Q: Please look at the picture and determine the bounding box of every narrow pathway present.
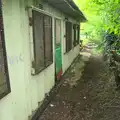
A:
[39,54,120,120]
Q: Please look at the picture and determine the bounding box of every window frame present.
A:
[0,0,11,100]
[32,9,53,75]
[44,15,53,67]
[65,21,72,53]
[73,24,80,46]
[76,24,80,45]
[55,18,61,48]
[73,24,77,46]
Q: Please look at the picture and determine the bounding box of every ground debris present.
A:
[39,53,120,120]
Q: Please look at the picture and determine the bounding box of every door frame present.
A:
[54,17,63,81]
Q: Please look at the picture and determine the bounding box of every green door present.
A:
[55,19,62,80]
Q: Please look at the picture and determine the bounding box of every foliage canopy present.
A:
[74,0,120,38]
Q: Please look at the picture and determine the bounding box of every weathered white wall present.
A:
[62,45,80,73]
[43,2,80,74]
[62,19,80,74]
[0,0,30,120]
[0,0,80,120]
[0,0,55,120]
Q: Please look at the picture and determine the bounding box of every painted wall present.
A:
[0,0,29,120]
[43,2,80,74]
[62,20,80,74]
[0,0,80,120]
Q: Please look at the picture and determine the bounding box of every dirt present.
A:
[39,51,120,120]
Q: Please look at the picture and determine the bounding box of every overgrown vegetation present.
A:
[74,0,120,46]
[74,0,120,88]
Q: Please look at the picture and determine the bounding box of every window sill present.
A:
[0,89,11,100]
[32,62,53,76]
[64,45,79,55]
[74,43,79,47]
[64,49,72,55]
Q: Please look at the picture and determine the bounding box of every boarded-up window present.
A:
[65,22,72,52]
[73,24,77,46]
[44,15,53,67]
[32,10,53,74]
[32,11,45,72]
[73,24,80,46]
[76,25,80,45]
[0,3,10,99]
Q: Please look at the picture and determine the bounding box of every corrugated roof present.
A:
[43,0,87,22]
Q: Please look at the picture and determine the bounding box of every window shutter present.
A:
[65,22,72,52]
[44,15,53,67]
[32,10,53,74]
[32,10,45,73]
